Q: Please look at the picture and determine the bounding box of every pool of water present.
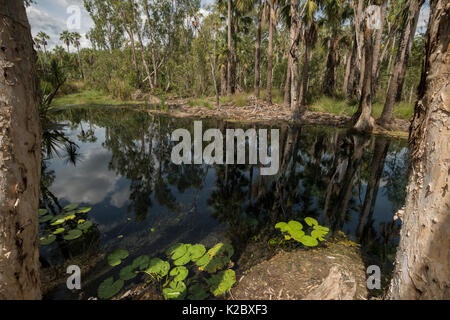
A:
[40,107,411,299]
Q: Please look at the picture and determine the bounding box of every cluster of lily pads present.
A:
[98,242,236,300]
[39,204,93,246]
[274,217,330,247]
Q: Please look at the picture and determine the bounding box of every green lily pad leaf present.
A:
[51,218,66,226]
[63,229,83,241]
[39,215,54,223]
[288,220,303,232]
[163,281,187,300]
[64,203,79,211]
[52,228,65,235]
[305,217,319,227]
[108,249,129,267]
[189,244,206,261]
[76,206,92,214]
[64,214,77,221]
[275,222,289,232]
[290,229,306,242]
[206,269,236,296]
[174,253,191,266]
[97,277,124,299]
[40,234,56,245]
[311,229,328,241]
[195,253,212,268]
[203,256,230,274]
[77,221,93,231]
[145,258,170,277]
[119,265,138,281]
[188,283,209,300]
[39,209,48,216]
[208,243,234,259]
[314,225,330,233]
[131,255,150,270]
[169,266,189,282]
[168,243,190,261]
[299,235,319,247]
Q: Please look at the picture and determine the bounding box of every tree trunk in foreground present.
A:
[388,0,449,300]
[289,0,301,116]
[0,0,42,300]
[227,0,233,96]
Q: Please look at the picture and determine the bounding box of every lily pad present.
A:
[206,269,236,296]
[195,253,212,268]
[275,222,289,232]
[108,249,129,267]
[63,229,83,241]
[288,220,304,231]
[76,206,92,214]
[39,209,48,216]
[50,218,66,226]
[169,266,189,282]
[299,235,319,247]
[145,258,170,277]
[97,277,124,299]
[189,244,206,261]
[162,281,187,300]
[131,255,150,270]
[167,243,190,260]
[40,234,56,246]
[63,203,79,211]
[77,221,93,231]
[174,253,192,266]
[119,265,137,281]
[305,217,319,227]
[39,215,54,223]
[188,283,209,300]
[52,228,65,235]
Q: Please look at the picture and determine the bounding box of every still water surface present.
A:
[40,107,410,299]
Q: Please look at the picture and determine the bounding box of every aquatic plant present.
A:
[206,269,236,297]
[107,249,129,267]
[97,277,124,300]
[275,217,330,247]
[98,242,237,300]
[39,204,94,246]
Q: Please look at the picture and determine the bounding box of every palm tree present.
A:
[36,31,50,55]
[71,32,85,79]
[59,30,73,53]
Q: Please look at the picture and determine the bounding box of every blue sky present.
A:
[27,0,429,50]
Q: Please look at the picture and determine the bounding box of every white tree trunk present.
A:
[0,0,42,299]
[388,0,449,300]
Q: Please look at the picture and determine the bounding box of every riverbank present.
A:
[52,90,411,138]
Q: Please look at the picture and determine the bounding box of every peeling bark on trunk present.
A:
[0,0,42,300]
[353,17,375,134]
[388,0,449,300]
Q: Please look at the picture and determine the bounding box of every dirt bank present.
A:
[142,98,410,138]
[230,241,369,300]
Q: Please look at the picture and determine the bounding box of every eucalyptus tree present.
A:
[378,0,425,129]
[83,0,124,52]
[298,0,319,109]
[0,0,42,299]
[60,30,74,54]
[388,0,449,299]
